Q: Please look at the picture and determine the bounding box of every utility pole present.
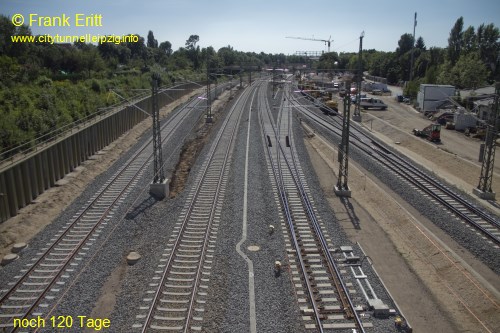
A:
[272,65,277,96]
[352,31,364,122]
[229,69,233,100]
[240,65,243,88]
[149,74,168,199]
[206,54,213,123]
[474,82,499,200]
[409,12,417,82]
[335,81,352,197]
[151,75,164,183]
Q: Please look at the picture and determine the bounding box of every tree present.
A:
[415,37,426,51]
[147,30,158,48]
[184,35,200,70]
[396,33,414,55]
[476,23,500,77]
[462,26,476,54]
[317,52,340,72]
[125,35,146,62]
[81,47,104,78]
[159,41,172,56]
[437,60,458,86]
[185,35,199,50]
[414,51,430,79]
[428,47,446,66]
[218,45,236,66]
[448,17,464,65]
[424,65,439,84]
[454,52,488,89]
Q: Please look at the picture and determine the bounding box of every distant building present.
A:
[474,98,496,123]
[417,84,455,112]
[464,85,497,127]
[362,82,389,93]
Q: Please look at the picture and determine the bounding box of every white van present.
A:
[359,98,387,110]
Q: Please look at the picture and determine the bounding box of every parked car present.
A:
[396,94,410,103]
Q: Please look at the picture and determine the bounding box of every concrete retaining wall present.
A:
[0,82,199,223]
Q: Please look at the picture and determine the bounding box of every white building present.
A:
[417,84,455,112]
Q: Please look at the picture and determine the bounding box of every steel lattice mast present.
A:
[475,83,499,200]
[206,70,212,122]
[151,75,165,184]
[335,81,352,197]
[353,31,364,122]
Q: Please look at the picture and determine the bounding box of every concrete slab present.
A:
[149,178,169,199]
[352,114,362,122]
[473,187,496,200]
[368,298,390,318]
[340,246,353,252]
[334,185,351,197]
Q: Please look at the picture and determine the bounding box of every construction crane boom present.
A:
[286,35,332,52]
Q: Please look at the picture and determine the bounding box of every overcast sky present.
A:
[3,0,500,54]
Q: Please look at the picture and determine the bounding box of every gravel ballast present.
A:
[299,106,500,275]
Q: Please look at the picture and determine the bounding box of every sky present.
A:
[3,0,500,55]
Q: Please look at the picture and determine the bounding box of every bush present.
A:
[37,76,52,87]
[91,79,102,93]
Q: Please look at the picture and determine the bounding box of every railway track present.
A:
[259,82,370,332]
[0,88,213,332]
[290,89,500,248]
[132,82,252,332]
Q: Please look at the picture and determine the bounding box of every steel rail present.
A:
[278,89,366,331]
[139,81,253,333]
[283,89,366,332]
[263,85,366,331]
[259,85,324,332]
[289,92,500,245]
[0,90,208,332]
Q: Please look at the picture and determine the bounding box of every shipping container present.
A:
[454,110,478,130]
[417,84,455,112]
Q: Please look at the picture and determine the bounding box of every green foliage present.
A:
[1,13,498,158]
[317,52,340,71]
[397,33,414,55]
[448,17,464,65]
[403,79,420,98]
[147,30,158,48]
[36,76,52,87]
[424,65,439,84]
[91,79,102,93]
[364,17,498,85]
